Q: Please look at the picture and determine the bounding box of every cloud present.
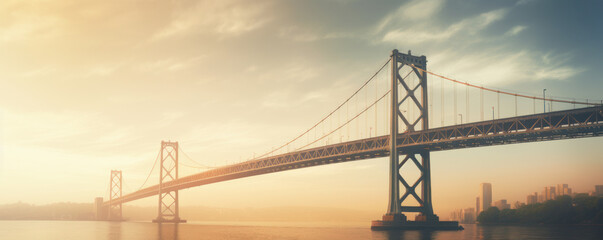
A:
[533,65,582,81]
[84,64,121,77]
[400,0,445,20]
[258,64,320,84]
[381,9,508,44]
[375,0,444,33]
[152,0,272,40]
[428,49,583,85]
[0,3,60,42]
[278,26,320,42]
[375,4,583,86]
[3,111,103,147]
[516,0,538,6]
[18,67,57,78]
[278,26,357,42]
[505,25,527,36]
[135,56,205,73]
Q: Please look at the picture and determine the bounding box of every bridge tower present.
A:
[153,141,186,223]
[372,49,461,230]
[108,170,122,221]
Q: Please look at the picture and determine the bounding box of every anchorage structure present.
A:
[372,49,461,230]
[108,170,122,221]
[153,141,186,223]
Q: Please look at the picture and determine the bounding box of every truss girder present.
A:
[103,106,603,206]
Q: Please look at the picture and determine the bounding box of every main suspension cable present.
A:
[137,149,161,191]
[294,69,415,151]
[411,64,602,106]
[296,90,391,151]
[178,146,215,169]
[252,58,392,160]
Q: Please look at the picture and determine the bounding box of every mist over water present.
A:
[1,221,602,240]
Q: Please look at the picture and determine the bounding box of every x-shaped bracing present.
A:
[156,141,183,222]
[397,154,426,208]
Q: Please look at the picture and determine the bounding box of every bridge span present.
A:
[104,106,602,206]
[98,49,602,229]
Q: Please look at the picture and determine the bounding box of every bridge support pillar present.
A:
[153,141,186,223]
[372,49,461,230]
[108,170,123,221]
[94,197,107,220]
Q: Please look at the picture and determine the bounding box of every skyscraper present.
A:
[476,196,480,218]
[463,208,476,223]
[544,186,556,201]
[527,192,538,205]
[557,184,571,197]
[494,199,510,210]
[480,183,492,213]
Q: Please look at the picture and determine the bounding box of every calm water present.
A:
[1,221,602,240]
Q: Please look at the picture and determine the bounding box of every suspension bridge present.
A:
[94,49,603,230]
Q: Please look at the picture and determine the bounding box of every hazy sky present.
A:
[1,0,602,220]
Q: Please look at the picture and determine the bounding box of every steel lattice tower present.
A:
[154,141,186,223]
[109,170,122,221]
[379,49,443,226]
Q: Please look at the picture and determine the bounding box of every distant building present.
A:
[476,197,480,218]
[527,192,538,205]
[450,208,476,224]
[556,184,572,197]
[480,183,492,213]
[538,194,545,203]
[494,199,510,210]
[595,185,603,197]
[450,209,462,222]
[94,197,105,220]
[544,186,556,201]
[463,208,476,223]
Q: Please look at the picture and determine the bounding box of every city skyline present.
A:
[452,182,602,222]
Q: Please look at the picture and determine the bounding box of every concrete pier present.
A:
[371,214,463,231]
[152,218,187,223]
[94,197,106,220]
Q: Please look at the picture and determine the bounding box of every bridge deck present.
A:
[104,106,603,206]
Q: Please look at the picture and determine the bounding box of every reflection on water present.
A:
[158,223,178,240]
[0,221,602,240]
[374,230,437,240]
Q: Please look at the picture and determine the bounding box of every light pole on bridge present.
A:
[492,106,495,120]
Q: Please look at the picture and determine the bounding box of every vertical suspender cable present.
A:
[441,78,444,126]
[375,73,378,136]
[466,83,469,123]
[347,101,349,140]
[430,73,433,128]
[356,91,359,138]
[454,83,457,125]
[480,87,484,121]
[497,91,500,119]
[515,95,518,116]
